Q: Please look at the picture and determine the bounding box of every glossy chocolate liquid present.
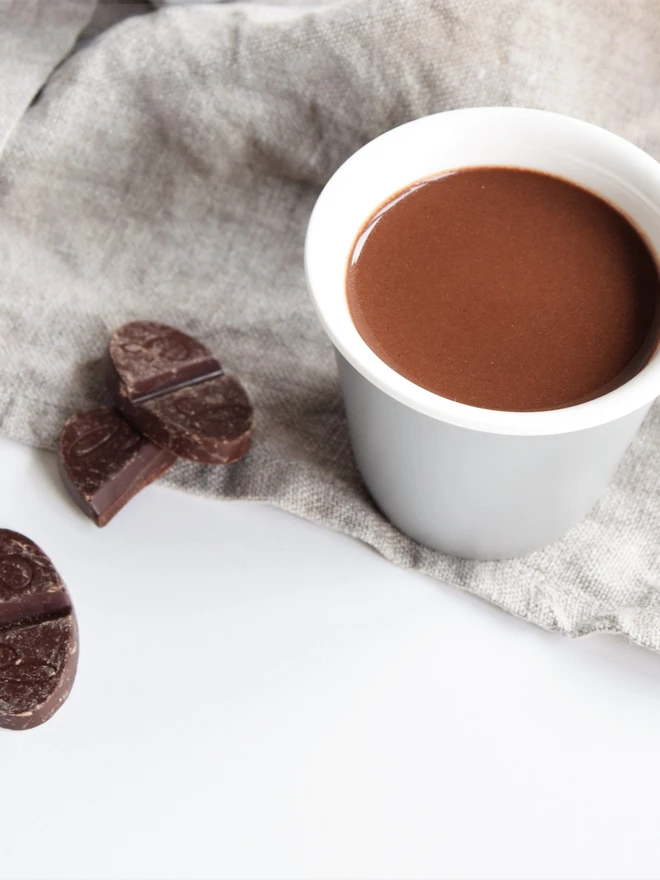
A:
[346,168,660,411]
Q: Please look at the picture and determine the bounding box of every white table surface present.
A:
[0,433,659,880]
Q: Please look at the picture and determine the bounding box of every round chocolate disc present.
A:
[0,530,78,730]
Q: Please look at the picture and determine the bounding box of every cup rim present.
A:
[304,107,660,436]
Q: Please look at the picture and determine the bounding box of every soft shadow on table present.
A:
[565,629,660,684]
[505,597,660,687]
[419,560,660,687]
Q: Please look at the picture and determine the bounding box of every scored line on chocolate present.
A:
[129,368,225,403]
[0,591,73,631]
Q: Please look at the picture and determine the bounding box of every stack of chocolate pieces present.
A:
[59,321,254,526]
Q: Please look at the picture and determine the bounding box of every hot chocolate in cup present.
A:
[305,108,660,560]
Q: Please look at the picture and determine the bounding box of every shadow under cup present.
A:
[305,108,660,560]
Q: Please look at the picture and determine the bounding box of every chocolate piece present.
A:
[107,322,253,464]
[108,321,223,400]
[59,407,176,527]
[0,530,78,730]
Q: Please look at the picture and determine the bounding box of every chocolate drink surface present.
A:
[346,168,660,411]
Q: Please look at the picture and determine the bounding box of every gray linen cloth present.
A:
[1,0,659,649]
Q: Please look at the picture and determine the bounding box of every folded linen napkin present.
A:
[1,0,659,648]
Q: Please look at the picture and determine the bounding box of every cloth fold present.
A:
[1,0,659,649]
[0,0,96,153]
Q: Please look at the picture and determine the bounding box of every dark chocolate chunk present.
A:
[107,322,253,465]
[59,407,176,527]
[0,530,78,731]
[109,321,223,400]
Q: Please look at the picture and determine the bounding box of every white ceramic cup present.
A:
[304,107,660,560]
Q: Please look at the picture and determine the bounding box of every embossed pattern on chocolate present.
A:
[109,321,223,400]
[107,322,253,464]
[0,530,78,730]
[59,407,176,527]
[58,407,176,526]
